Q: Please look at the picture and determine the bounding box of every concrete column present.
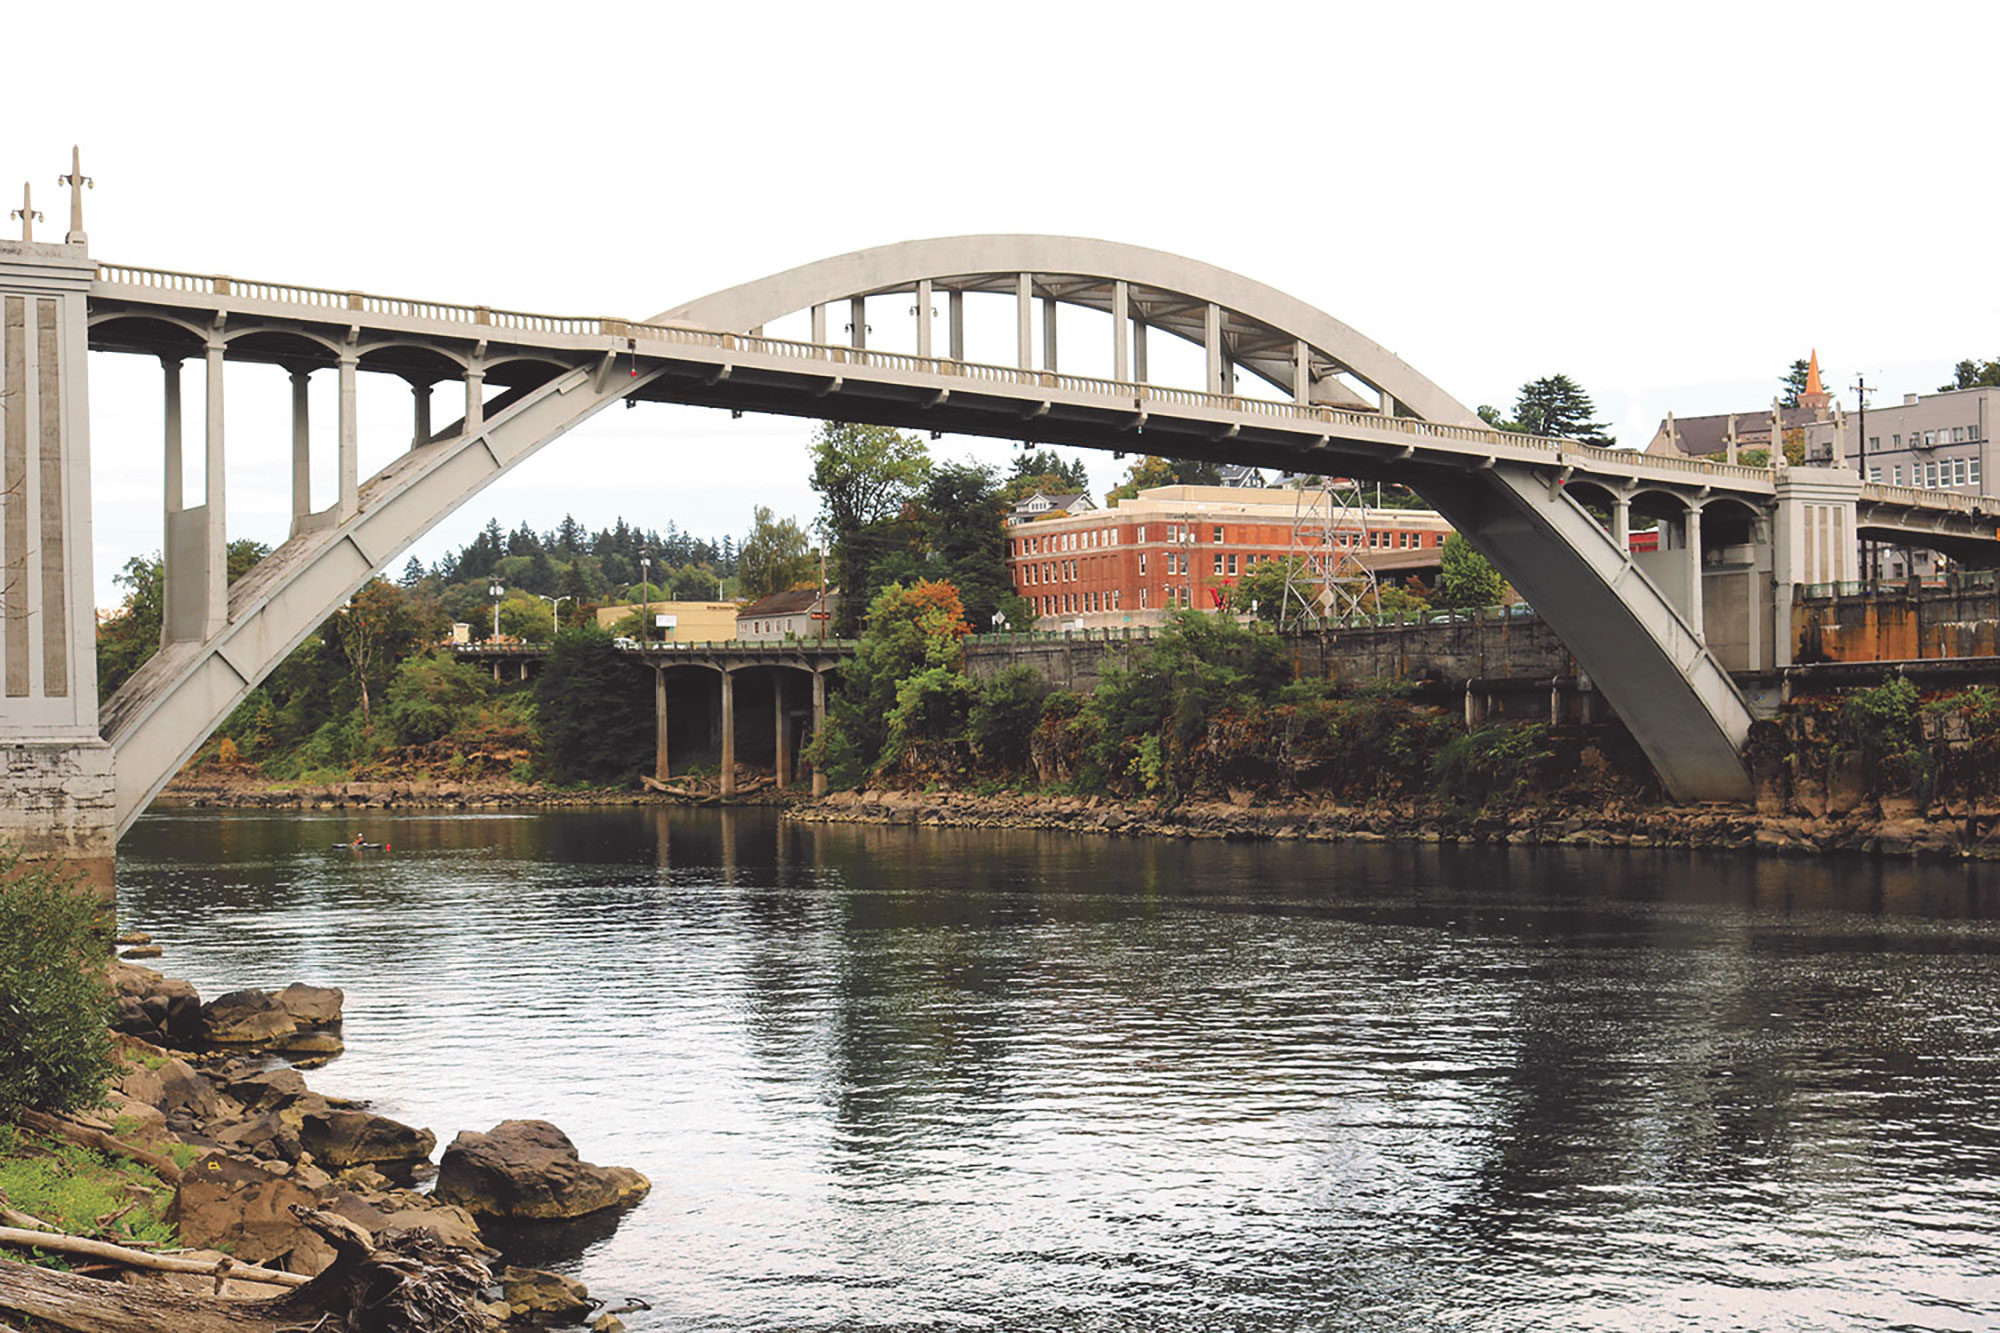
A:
[654,668,669,781]
[719,668,736,798]
[1293,340,1310,404]
[337,352,358,518]
[202,339,227,639]
[811,669,827,797]
[1016,273,1033,369]
[162,358,183,514]
[411,379,431,450]
[1042,294,1059,373]
[849,296,866,351]
[1133,320,1148,382]
[1611,494,1630,550]
[1204,303,1223,394]
[1381,390,1398,418]
[289,369,310,530]
[773,673,790,789]
[810,303,826,345]
[1685,503,1705,641]
[1111,281,1130,382]
[949,290,964,362]
[463,367,484,435]
[915,279,932,359]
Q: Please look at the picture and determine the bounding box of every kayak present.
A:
[330,842,391,851]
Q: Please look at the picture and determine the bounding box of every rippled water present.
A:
[116,809,2000,1330]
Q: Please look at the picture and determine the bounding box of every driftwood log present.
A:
[0,1226,310,1286]
[13,1108,185,1185]
[0,1206,492,1333]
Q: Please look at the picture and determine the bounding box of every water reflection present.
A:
[118,810,2000,1330]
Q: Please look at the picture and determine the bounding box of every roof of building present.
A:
[1646,406,1825,458]
[737,588,833,618]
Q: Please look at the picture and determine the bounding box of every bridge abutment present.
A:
[0,239,115,897]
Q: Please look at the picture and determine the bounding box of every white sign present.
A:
[656,614,676,629]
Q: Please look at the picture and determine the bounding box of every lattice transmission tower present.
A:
[1279,476,1380,630]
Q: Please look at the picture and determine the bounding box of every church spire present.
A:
[1806,349,1824,398]
[1800,348,1832,415]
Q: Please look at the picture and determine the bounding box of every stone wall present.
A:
[0,738,117,900]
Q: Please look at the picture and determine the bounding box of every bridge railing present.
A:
[94,260,1893,496]
[1860,481,1991,513]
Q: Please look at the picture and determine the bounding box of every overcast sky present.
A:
[8,1,1997,606]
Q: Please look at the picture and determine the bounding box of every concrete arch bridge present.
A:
[3,228,1995,883]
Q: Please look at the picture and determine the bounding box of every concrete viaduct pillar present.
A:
[719,667,736,797]
[0,236,114,897]
[653,666,669,782]
[811,669,827,798]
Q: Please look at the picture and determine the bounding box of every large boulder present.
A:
[118,1055,227,1126]
[200,984,344,1047]
[299,1109,435,1169]
[433,1120,650,1221]
[169,1151,338,1274]
[106,960,202,1045]
[501,1266,594,1324]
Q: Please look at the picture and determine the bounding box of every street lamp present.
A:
[538,593,572,636]
[488,581,503,640]
[639,553,652,646]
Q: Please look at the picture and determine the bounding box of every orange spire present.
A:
[1806,349,1824,398]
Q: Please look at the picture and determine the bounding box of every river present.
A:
[116,808,2000,1331]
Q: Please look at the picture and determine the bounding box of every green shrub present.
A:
[1840,676,1926,791]
[384,653,491,746]
[882,666,972,769]
[1432,723,1553,806]
[0,846,112,1117]
[968,666,1047,772]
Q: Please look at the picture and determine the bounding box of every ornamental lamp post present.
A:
[539,593,571,636]
[488,581,503,640]
[639,554,652,646]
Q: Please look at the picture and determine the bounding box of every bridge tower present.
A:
[0,215,115,897]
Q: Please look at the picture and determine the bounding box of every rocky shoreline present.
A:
[787,787,2000,860]
[150,773,2000,859]
[1,957,652,1330]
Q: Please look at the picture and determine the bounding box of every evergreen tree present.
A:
[399,555,425,588]
[1942,358,2000,392]
[534,626,654,782]
[738,506,815,600]
[1780,358,1830,408]
[1513,375,1613,445]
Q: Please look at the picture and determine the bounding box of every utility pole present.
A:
[816,547,827,644]
[1854,375,1874,581]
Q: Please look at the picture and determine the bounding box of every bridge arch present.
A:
[657,235,1477,427]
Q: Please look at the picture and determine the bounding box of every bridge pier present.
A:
[653,667,669,782]
[0,238,114,898]
[719,668,736,797]
[772,673,790,790]
[811,670,827,797]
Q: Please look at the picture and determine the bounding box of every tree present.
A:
[1512,375,1612,445]
[0,845,111,1117]
[96,554,163,700]
[737,505,815,600]
[1001,448,1091,504]
[1435,535,1507,609]
[809,422,931,633]
[384,653,491,746]
[399,556,426,587]
[1780,358,1824,408]
[1942,358,2000,392]
[809,579,970,782]
[1105,455,1222,504]
[913,462,1032,631]
[1477,404,1524,432]
[1229,556,1302,621]
[534,626,654,783]
[330,579,416,726]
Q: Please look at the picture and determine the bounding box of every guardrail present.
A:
[98,260,1971,498]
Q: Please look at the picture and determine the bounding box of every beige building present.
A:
[595,600,739,641]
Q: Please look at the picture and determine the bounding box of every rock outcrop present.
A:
[434,1120,650,1221]
[298,1109,435,1170]
[106,960,202,1046]
[501,1265,595,1324]
[200,984,345,1053]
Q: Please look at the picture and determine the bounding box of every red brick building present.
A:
[1007,485,1453,628]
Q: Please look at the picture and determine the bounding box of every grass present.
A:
[0,1124,179,1261]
